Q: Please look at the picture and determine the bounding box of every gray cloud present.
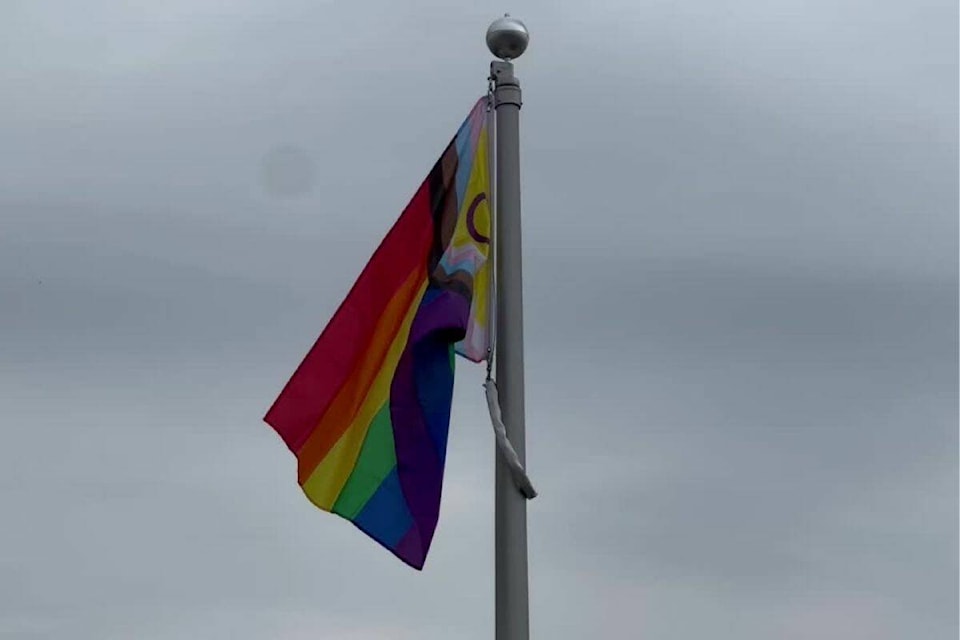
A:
[1,1,955,638]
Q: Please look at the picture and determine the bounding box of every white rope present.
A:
[481,88,533,500]
[484,379,537,499]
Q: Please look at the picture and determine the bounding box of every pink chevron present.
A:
[439,241,487,276]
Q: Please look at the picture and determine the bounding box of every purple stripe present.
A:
[408,288,470,344]
[389,289,470,561]
[395,526,425,570]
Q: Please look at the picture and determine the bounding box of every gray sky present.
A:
[1,1,956,638]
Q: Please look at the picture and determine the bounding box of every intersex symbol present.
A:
[466,193,490,244]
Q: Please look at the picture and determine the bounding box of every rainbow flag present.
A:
[265,98,492,569]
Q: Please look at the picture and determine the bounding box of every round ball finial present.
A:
[486,14,529,60]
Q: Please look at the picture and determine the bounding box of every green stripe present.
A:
[332,402,397,519]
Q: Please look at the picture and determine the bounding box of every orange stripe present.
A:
[296,266,426,483]
[299,279,426,510]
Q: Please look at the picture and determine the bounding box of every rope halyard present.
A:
[484,379,537,499]
[481,86,534,500]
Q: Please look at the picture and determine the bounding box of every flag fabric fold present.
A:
[265,98,491,569]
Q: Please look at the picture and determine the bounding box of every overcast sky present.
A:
[1,1,956,638]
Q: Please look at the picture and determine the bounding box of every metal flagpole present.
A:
[486,15,531,640]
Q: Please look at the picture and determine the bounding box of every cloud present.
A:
[0,1,955,638]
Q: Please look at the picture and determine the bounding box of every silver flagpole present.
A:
[486,15,531,640]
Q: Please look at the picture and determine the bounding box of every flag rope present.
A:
[484,88,497,382]
[483,86,535,501]
[484,379,537,499]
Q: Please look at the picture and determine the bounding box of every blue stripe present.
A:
[454,118,479,212]
[352,467,414,549]
[414,340,455,466]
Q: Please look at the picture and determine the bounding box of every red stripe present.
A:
[295,267,425,483]
[265,180,435,453]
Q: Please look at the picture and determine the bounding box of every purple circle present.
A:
[466,193,490,244]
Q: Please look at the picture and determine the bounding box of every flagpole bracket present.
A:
[490,61,522,109]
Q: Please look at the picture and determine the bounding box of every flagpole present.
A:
[487,15,531,640]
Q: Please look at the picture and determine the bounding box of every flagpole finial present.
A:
[486,14,529,60]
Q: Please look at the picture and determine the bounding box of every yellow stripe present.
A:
[466,131,490,331]
[455,129,491,359]
[301,279,428,510]
[296,266,425,481]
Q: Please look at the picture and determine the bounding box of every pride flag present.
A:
[265,98,492,569]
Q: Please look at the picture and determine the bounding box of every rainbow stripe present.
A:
[265,98,491,569]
